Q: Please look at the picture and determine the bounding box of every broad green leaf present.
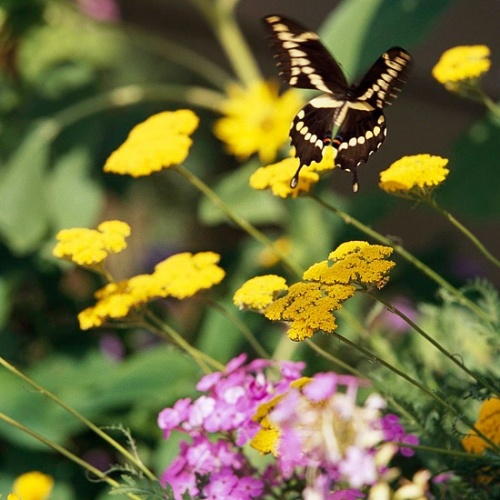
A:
[46,146,104,230]
[0,125,51,254]
[198,160,287,226]
[319,0,453,78]
[0,348,199,449]
[442,117,500,217]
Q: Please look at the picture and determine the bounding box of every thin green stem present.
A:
[390,441,491,460]
[192,0,262,85]
[0,413,144,499]
[37,83,226,145]
[123,24,232,89]
[174,164,303,278]
[310,193,492,323]
[144,310,225,372]
[0,356,156,482]
[329,330,500,452]
[427,198,500,268]
[368,293,500,397]
[305,339,367,379]
[204,298,271,359]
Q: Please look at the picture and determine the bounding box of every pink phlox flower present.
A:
[378,413,419,456]
[225,353,248,373]
[187,395,215,428]
[338,446,378,488]
[197,371,222,391]
[204,470,239,498]
[303,372,338,401]
[157,398,191,439]
[161,446,199,499]
[231,476,265,499]
[235,419,260,446]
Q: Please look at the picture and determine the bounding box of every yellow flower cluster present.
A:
[462,397,500,454]
[233,275,288,311]
[304,241,396,288]
[432,45,491,89]
[53,220,131,266]
[379,154,449,195]
[250,146,336,198]
[104,110,199,177]
[9,471,53,500]
[234,241,395,341]
[78,252,225,329]
[214,80,303,163]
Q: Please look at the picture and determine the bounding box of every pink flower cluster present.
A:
[157,355,418,499]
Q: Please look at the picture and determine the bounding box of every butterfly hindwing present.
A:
[263,15,348,95]
[334,108,387,192]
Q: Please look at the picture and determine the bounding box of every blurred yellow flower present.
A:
[379,154,449,195]
[11,471,54,500]
[233,275,288,311]
[104,110,199,177]
[153,251,226,299]
[432,45,491,90]
[257,237,292,268]
[78,252,225,329]
[214,81,303,163]
[250,146,335,198]
[53,220,130,266]
[462,397,500,454]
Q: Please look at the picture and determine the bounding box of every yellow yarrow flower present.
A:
[264,281,355,341]
[78,252,225,329]
[214,81,303,163]
[462,397,500,454]
[257,237,292,268]
[11,471,54,500]
[304,241,395,288]
[432,45,491,91]
[104,110,199,177]
[250,146,336,198]
[53,220,131,266]
[153,251,226,299]
[233,275,288,311]
[379,154,449,196]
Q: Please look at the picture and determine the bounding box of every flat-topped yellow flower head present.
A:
[78,251,225,329]
[233,275,288,311]
[432,45,491,93]
[53,220,131,266]
[214,80,303,163]
[379,154,449,198]
[104,110,199,177]
[250,146,335,198]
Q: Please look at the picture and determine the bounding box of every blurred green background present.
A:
[0,0,498,497]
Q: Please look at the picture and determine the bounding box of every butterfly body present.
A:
[263,15,412,191]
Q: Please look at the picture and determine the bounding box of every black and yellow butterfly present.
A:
[263,15,412,191]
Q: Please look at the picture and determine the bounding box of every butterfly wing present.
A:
[263,15,348,95]
[334,108,387,192]
[354,47,412,108]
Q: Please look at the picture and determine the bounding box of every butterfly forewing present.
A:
[263,15,348,95]
[354,48,412,108]
[263,14,412,191]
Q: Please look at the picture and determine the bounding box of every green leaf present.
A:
[442,117,500,218]
[319,0,452,77]
[46,146,104,230]
[0,126,51,254]
[0,348,199,449]
[198,160,287,226]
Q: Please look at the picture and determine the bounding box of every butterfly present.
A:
[263,15,412,191]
